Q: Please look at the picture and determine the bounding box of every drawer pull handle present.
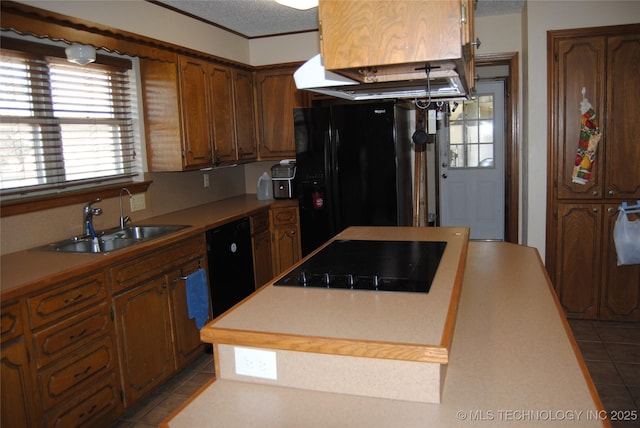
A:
[74,365,92,378]
[64,294,83,304]
[79,404,97,419]
[69,328,87,340]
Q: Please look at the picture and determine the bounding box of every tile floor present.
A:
[569,319,640,428]
[110,349,216,427]
[111,321,640,427]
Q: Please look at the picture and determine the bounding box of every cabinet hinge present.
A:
[120,389,125,403]
[461,2,467,24]
[182,149,186,159]
[110,307,115,321]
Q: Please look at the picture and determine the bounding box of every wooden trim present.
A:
[476,52,520,244]
[200,327,450,364]
[438,230,469,354]
[0,181,152,218]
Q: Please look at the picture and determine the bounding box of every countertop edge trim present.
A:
[439,229,470,351]
[200,327,449,364]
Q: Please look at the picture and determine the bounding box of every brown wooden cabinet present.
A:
[232,68,258,162]
[251,210,273,288]
[1,301,39,428]
[255,66,306,159]
[141,55,258,171]
[168,259,210,368]
[547,24,640,321]
[318,0,476,91]
[209,63,236,165]
[270,203,302,276]
[113,275,175,406]
[179,55,215,169]
[25,270,122,427]
[110,236,209,406]
[139,57,185,171]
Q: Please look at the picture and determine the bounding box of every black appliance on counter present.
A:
[206,217,255,317]
[294,101,413,257]
[275,239,447,293]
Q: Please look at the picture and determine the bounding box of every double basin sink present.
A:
[36,225,190,254]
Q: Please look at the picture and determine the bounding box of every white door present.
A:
[439,80,505,240]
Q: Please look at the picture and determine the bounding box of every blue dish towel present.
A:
[185,268,210,329]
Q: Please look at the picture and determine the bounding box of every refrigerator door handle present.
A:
[330,128,342,231]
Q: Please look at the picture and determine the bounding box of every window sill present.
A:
[1,181,152,218]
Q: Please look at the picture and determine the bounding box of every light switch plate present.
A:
[234,347,277,380]
[130,194,146,212]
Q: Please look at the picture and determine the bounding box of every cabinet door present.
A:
[600,205,640,320]
[114,277,175,406]
[319,0,461,70]
[253,229,273,288]
[233,68,258,161]
[256,68,304,159]
[179,56,213,169]
[554,37,606,199]
[604,33,640,199]
[1,338,38,428]
[554,203,602,319]
[139,57,184,171]
[168,261,209,369]
[209,64,237,165]
[272,225,301,276]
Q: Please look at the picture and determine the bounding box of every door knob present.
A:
[442,174,448,179]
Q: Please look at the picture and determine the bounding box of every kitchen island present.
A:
[163,227,608,427]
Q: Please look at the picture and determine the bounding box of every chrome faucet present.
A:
[83,198,102,237]
[119,188,133,229]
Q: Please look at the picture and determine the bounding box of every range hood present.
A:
[293,54,468,101]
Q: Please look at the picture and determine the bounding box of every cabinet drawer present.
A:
[27,272,106,329]
[110,236,206,294]
[45,372,121,428]
[33,303,110,369]
[271,207,298,226]
[251,210,270,234]
[38,335,116,409]
[1,301,24,343]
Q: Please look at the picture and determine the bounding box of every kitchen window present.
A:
[447,94,495,168]
[0,40,140,201]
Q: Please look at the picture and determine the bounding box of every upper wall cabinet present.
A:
[140,55,258,172]
[255,66,306,159]
[318,0,476,91]
[232,69,259,162]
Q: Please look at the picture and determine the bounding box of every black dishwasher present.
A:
[206,217,255,317]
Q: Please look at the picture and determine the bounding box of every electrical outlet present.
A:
[130,194,146,212]
[234,347,277,380]
[203,173,210,188]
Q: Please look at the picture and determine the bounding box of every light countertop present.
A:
[0,195,284,299]
[164,238,608,427]
[202,226,469,364]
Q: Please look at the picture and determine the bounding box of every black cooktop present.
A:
[274,239,447,293]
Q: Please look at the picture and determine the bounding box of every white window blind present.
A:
[0,45,138,199]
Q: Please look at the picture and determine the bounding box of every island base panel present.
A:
[217,344,445,403]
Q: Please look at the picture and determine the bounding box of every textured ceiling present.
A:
[151,0,525,39]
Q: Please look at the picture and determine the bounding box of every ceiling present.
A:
[150,0,525,39]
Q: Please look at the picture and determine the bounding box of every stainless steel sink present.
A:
[34,224,190,254]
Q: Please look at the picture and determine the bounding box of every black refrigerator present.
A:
[294,101,413,256]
